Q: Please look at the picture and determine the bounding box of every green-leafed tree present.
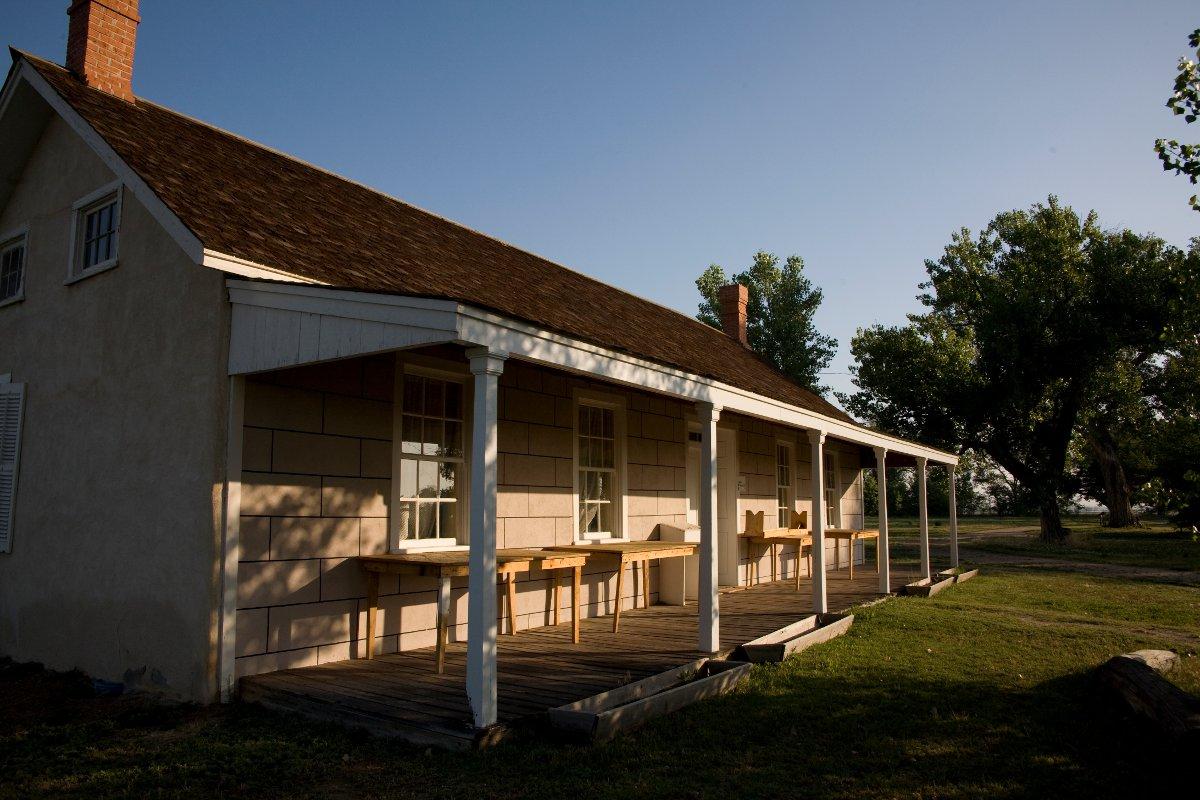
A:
[1155,27,1200,211]
[842,198,1195,541]
[696,251,837,394]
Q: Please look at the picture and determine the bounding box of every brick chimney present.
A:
[66,0,140,102]
[718,283,749,347]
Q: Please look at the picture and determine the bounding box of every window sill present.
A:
[0,292,24,309]
[391,539,465,554]
[64,259,118,286]
[576,536,627,545]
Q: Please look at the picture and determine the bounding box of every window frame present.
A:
[66,181,123,285]
[775,439,793,528]
[0,225,29,309]
[389,357,472,553]
[572,389,628,543]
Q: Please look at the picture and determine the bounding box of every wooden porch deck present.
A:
[240,565,898,748]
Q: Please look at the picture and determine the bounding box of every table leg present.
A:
[553,572,562,627]
[642,559,650,609]
[613,563,624,633]
[506,573,518,635]
[365,571,379,660]
[771,544,778,583]
[572,565,581,644]
[436,575,450,673]
[849,537,855,581]
[795,547,802,591]
[836,538,842,573]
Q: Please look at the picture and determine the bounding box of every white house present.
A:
[0,1,958,739]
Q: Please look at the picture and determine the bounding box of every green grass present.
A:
[868,515,1046,537]
[961,521,1200,573]
[3,555,1197,797]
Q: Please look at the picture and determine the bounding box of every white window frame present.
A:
[0,380,26,554]
[389,356,472,552]
[0,225,29,309]
[824,448,842,528]
[66,181,122,285]
[572,389,628,543]
[775,439,793,528]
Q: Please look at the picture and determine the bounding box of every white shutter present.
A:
[0,382,24,553]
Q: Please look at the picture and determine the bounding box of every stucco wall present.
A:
[234,353,689,678]
[0,113,229,700]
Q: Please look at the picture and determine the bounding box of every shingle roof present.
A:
[23,52,856,424]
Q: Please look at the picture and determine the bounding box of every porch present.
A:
[240,564,902,749]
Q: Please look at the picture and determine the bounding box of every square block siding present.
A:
[235,355,687,679]
[727,414,865,587]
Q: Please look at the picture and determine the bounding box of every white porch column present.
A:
[808,430,828,614]
[466,347,507,729]
[873,446,890,595]
[696,401,720,652]
[948,464,959,568]
[218,375,245,702]
[916,456,930,580]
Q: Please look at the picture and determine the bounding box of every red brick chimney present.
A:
[66,0,140,102]
[718,283,749,347]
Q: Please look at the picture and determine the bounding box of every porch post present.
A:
[948,464,959,568]
[466,347,507,729]
[873,446,890,595]
[696,401,720,652]
[218,375,245,702]
[808,430,827,614]
[916,456,930,580]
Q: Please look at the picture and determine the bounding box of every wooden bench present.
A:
[740,510,812,589]
[823,528,881,580]
[548,541,697,633]
[358,548,588,673]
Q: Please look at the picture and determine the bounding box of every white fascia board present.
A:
[16,61,205,264]
[226,279,458,330]
[204,250,329,284]
[456,305,959,465]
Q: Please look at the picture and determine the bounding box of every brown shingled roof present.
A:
[22,52,856,424]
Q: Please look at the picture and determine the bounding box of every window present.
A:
[824,450,841,527]
[0,232,26,306]
[776,443,792,528]
[70,183,121,281]
[577,402,622,539]
[0,381,25,554]
[393,373,464,547]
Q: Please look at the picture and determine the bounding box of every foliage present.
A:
[842,198,1197,541]
[696,251,837,393]
[1154,27,1200,211]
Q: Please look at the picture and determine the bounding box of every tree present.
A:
[842,198,1195,541]
[696,251,837,394]
[1155,27,1200,211]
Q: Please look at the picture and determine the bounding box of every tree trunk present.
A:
[1039,493,1067,542]
[1088,433,1135,527]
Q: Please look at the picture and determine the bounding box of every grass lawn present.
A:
[3,561,1197,797]
[870,515,1200,573]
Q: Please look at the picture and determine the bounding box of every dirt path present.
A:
[960,547,1200,587]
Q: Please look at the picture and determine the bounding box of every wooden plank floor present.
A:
[240,565,899,748]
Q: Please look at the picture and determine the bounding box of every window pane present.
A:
[578,437,591,469]
[599,440,614,469]
[417,503,437,539]
[424,379,444,418]
[396,502,415,541]
[439,462,457,498]
[442,420,462,457]
[422,418,442,456]
[600,408,613,438]
[580,502,598,533]
[403,376,424,415]
[398,459,417,499]
[594,471,611,501]
[590,408,604,437]
[85,211,97,240]
[444,382,462,420]
[578,406,591,436]
[438,502,457,541]
[597,502,615,534]
[401,415,422,454]
[418,460,437,498]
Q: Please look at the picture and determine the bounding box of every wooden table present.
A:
[358,549,587,673]
[738,529,813,589]
[549,541,697,633]
[823,528,881,580]
[493,548,588,645]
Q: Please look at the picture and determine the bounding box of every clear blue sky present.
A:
[5,1,1198,399]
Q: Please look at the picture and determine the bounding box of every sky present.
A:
[4,0,1198,400]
